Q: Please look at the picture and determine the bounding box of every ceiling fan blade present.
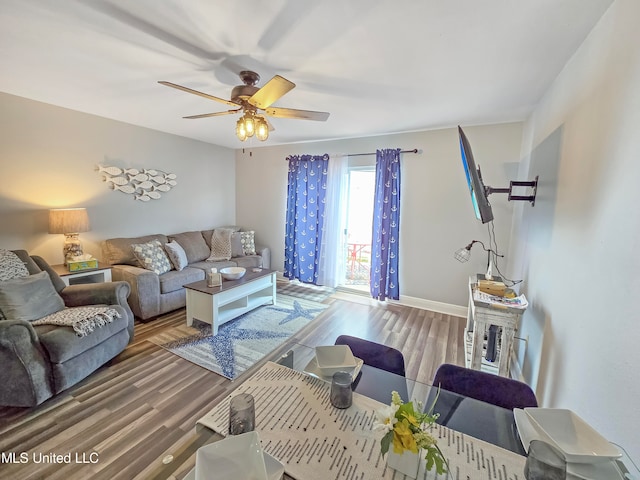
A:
[158,81,238,107]
[266,119,276,132]
[265,106,330,121]
[248,75,295,109]
[183,109,241,119]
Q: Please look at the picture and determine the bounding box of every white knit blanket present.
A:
[207,228,233,261]
[32,306,121,337]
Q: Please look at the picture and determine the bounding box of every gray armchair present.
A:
[0,250,134,407]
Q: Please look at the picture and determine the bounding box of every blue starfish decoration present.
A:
[181,320,292,378]
[267,300,327,325]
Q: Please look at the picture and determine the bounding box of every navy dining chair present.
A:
[432,363,538,410]
[334,335,406,377]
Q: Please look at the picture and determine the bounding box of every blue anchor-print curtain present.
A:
[370,148,401,300]
[284,154,329,284]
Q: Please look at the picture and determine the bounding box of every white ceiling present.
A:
[0,0,613,149]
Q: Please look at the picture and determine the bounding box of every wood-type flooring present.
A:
[0,292,465,480]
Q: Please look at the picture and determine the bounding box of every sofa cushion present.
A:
[0,271,65,321]
[103,234,168,266]
[202,226,241,249]
[159,267,204,294]
[234,255,263,269]
[189,260,237,273]
[168,231,210,263]
[230,232,245,257]
[132,240,172,275]
[34,305,129,363]
[207,228,233,261]
[239,231,257,255]
[164,240,188,271]
[0,249,30,281]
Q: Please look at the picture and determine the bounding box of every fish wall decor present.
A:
[96,164,178,201]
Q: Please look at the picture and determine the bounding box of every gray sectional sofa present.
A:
[102,228,271,321]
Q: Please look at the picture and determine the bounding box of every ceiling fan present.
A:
[158,70,330,141]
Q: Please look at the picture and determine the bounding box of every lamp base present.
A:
[63,233,83,265]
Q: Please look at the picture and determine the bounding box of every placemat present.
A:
[197,362,526,479]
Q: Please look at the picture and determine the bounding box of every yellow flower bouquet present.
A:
[374,391,447,475]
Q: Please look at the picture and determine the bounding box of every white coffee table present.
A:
[184,268,277,334]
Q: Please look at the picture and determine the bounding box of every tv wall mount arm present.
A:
[485,175,538,206]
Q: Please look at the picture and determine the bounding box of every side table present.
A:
[466,275,525,377]
[51,263,112,287]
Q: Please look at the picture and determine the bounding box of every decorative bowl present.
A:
[523,408,621,464]
[220,266,246,280]
[195,431,268,480]
[314,345,358,376]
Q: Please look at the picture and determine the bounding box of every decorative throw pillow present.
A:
[230,232,245,258]
[164,241,188,271]
[0,271,65,322]
[131,240,172,275]
[0,249,29,281]
[239,231,257,255]
[207,229,233,261]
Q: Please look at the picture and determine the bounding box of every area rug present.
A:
[150,294,328,380]
[276,281,335,302]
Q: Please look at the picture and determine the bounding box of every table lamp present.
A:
[454,240,503,280]
[48,208,90,264]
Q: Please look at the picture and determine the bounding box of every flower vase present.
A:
[387,449,420,479]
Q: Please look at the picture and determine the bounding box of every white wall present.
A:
[509,0,639,459]
[0,90,523,310]
[236,123,523,308]
[0,92,236,264]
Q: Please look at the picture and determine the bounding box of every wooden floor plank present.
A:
[0,292,464,479]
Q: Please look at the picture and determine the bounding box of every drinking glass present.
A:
[330,371,353,409]
[229,393,255,435]
[524,440,566,480]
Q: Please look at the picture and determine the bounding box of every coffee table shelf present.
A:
[184,269,277,334]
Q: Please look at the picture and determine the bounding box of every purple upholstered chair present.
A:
[334,335,406,377]
[432,363,538,410]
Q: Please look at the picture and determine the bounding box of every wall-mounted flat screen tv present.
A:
[458,126,494,224]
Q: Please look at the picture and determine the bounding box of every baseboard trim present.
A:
[389,295,467,318]
[279,277,467,318]
[333,287,467,318]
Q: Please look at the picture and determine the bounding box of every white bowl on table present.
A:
[523,408,622,464]
[195,431,268,480]
[314,345,358,376]
[514,409,626,480]
[220,266,246,280]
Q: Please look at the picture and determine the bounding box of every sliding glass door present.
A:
[342,167,375,289]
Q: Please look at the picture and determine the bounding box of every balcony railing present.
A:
[345,242,371,285]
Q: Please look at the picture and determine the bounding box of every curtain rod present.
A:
[284,148,419,161]
[347,148,418,157]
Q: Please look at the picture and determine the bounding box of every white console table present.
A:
[466,275,525,377]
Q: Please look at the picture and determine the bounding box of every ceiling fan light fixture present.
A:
[159,71,328,144]
[243,112,256,137]
[255,116,269,141]
[236,117,247,141]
